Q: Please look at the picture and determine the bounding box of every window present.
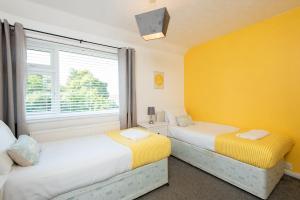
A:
[26,39,119,120]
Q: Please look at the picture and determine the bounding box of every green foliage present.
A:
[60,69,117,112]
[26,74,52,112]
[26,69,117,113]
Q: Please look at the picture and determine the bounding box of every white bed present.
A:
[168,121,239,151]
[4,134,132,200]
[167,121,285,199]
[0,119,169,200]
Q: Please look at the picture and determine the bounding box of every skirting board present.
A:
[285,170,300,180]
[284,161,300,180]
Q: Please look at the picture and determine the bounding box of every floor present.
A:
[138,156,300,200]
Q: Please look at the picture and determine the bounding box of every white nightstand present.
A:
[138,122,168,136]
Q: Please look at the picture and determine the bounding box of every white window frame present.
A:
[26,38,119,122]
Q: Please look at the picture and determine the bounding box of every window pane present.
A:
[27,50,51,65]
[25,39,119,119]
[26,74,52,113]
[59,51,119,113]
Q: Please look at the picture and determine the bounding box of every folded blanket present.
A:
[107,129,171,168]
[120,128,150,141]
[237,130,269,140]
[216,130,294,168]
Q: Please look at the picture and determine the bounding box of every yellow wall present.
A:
[184,7,300,173]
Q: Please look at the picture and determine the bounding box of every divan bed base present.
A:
[53,159,168,200]
[170,138,284,199]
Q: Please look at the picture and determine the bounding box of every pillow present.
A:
[165,108,187,126]
[176,115,194,127]
[0,121,16,174]
[156,111,165,122]
[7,135,40,167]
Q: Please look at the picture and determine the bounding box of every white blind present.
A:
[26,74,52,113]
[26,39,119,119]
[59,51,119,113]
[27,49,51,65]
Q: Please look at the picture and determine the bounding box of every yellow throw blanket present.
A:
[107,128,171,169]
[215,131,294,169]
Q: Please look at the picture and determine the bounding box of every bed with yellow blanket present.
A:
[54,129,170,200]
[3,128,171,200]
[215,131,294,169]
[168,121,294,199]
[107,128,171,169]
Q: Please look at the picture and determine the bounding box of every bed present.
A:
[168,121,293,199]
[168,121,239,151]
[2,130,170,200]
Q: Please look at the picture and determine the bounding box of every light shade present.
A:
[147,107,155,115]
[135,7,170,41]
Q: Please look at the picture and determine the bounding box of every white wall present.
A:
[0,0,184,141]
[135,48,184,122]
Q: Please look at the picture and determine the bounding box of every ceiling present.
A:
[27,0,300,49]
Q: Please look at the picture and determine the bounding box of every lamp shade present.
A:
[135,7,170,41]
[147,107,155,115]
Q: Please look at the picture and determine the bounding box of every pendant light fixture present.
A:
[135,7,170,41]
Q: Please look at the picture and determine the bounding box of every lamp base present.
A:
[148,114,155,124]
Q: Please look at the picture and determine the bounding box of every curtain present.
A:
[0,19,28,137]
[118,48,137,129]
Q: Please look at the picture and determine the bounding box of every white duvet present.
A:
[168,121,239,151]
[4,134,132,200]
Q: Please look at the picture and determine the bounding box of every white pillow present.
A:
[176,115,194,127]
[0,121,16,174]
[7,135,40,167]
[165,108,187,126]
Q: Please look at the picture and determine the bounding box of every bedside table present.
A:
[138,122,168,136]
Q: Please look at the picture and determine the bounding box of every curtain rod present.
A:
[9,24,121,50]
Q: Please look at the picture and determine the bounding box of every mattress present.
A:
[171,138,285,199]
[168,121,239,151]
[3,134,132,200]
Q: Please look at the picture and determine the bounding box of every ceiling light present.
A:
[135,7,170,41]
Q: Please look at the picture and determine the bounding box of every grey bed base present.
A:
[53,158,168,200]
[170,138,284,199]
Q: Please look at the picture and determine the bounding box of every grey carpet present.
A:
[138,156,300,200]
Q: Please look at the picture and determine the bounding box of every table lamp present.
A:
[147,107,155,124]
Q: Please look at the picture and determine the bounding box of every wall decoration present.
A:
[154,71,164,89]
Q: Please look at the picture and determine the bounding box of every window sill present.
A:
[26,111,119,124]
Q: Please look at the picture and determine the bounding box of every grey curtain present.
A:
[118,48,137,129]
[0,19,28,137]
